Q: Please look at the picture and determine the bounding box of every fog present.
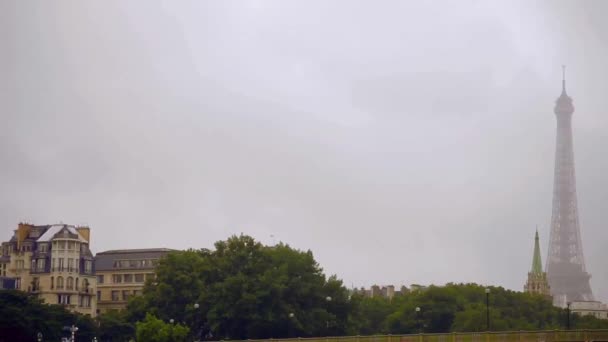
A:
[1,1,607,301]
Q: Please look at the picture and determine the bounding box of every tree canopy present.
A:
[3,235,608,341]
[0,290,96,342]
[127,235,352,340]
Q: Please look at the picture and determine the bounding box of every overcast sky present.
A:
[1,1,607,302]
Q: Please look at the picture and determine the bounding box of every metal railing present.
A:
[235,330,608,342]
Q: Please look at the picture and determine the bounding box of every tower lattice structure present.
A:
[546,67,594,307]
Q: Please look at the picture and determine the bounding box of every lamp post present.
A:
[194,303,203,342]
[70,325,78,342]
[566,302,571,330]
[325,296,332,336]
[168,319,175,341]
[485,288,491,331]
[288,312,295,338]
[415,307,421,334]
[37,332,43,342]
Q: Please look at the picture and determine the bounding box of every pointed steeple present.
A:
[524,228,552,298]
[531,229,543,275]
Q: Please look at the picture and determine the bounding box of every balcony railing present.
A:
[217,330,608,342]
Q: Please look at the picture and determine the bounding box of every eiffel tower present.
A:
[546,67,594,307]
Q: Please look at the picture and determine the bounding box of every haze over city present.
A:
[1,0,607,303]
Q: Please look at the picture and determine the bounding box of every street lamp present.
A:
[193,303,202,342]
[566,302,571,330]
[37,332,43,342]
[485,288,491,331]
[288,313,295,337]
[92,338,98,342]
[170,319,175,324]
[70,325,78,342]
[415,307,421,334]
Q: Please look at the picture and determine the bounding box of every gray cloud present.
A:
[1,0,607,302]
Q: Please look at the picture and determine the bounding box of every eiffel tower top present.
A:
[555,65,574,115]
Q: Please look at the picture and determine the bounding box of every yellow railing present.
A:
[241,330,608,342]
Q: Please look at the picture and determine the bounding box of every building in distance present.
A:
[94,248,173,314]
[352,284,427,300]
[570,301,608,320]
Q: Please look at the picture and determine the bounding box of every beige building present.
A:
[0,223,97,316]
[570,301,608,320]
[95,248,172,314]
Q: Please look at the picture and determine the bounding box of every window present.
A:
[135,274,144,283]
[57,276,64,289]
[51,276,54,290]
[68,241,75,250]
[84,260,92,274]
[58,241,66,250]
[75,278,79,290]
[37,259,45,271]
[97,290,101,301]
[15,278,21,289]
[68,259,74,272]
[67,277,74,290]
[31,259,36,270]
[97,275,104,284]
[124,274,133,283]
[122,290,130,301]
[58,258,65,271]
[111,290,120,301]
[58,294,70,305]
[38,243,48,253]
[133,290,142,296]
[16,260,24,270]
[79,295,91,308]
[112,274,122,283]
[74,258,80,272]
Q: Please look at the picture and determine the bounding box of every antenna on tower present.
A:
[562,65,567,93]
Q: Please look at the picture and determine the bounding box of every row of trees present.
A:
[2,234,608,341]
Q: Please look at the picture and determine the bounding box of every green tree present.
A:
[128,235,352,340]
[0,290,96,342]
[135,313,189,342]
[97,310,136,342]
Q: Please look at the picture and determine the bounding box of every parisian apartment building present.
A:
[0,223,97,316]
[95,248,172,314]
[0,222,172,317]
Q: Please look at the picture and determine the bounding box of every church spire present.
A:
[524,228,551,298]
[531,229,543,275]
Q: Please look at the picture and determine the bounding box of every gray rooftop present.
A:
[94,248,174,271]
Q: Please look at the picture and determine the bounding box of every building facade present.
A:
[524,230,551,298]
[0,223,97,316]
[353,284,413,299]
[94,248,172,314]
[571,301,608,320]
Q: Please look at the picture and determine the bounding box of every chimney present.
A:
[76,226,91,242]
